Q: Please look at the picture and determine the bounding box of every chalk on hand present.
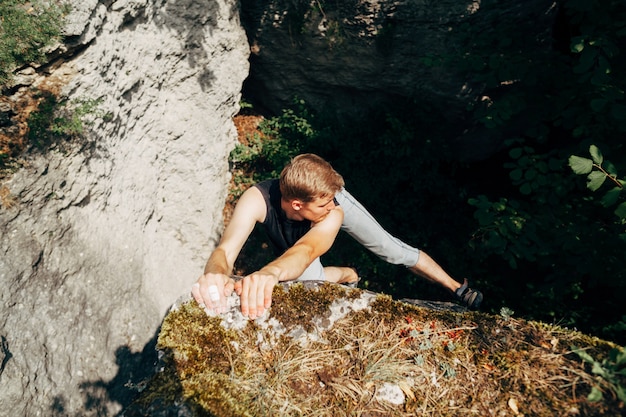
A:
[208,285,220,302]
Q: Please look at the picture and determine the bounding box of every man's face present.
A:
[299,195,337,223]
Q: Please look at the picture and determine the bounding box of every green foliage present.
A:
[453,0,626,343]
[0,0,68,86]
[569,145,626,231]
[230,99,316,184]
[572,345,626,403]
[27,93,106,149]
[468,196,535,270]
[499,307,514,321]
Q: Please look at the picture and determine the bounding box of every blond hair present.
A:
[279,154,345,202]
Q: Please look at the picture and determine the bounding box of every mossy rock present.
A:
[123,282,624,417]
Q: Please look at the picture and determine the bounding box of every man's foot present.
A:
[343,276,360,288]
[323,266,359,286]
[342,268,360,288]
[455,278,483,310]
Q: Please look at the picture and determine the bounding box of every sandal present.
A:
[455,278,483,310]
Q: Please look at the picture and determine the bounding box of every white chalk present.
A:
[208,285,220,302]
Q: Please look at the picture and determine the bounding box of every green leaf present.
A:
[587,386,603,402]
[605,161,618,176]
[572,126,586,137]
[609,347,626,366]
[616,384,626,403]
[569,155,593,174]
[615,202,626,219]
[614,348,626,366]
[571,38,585,53]
[574,47,597,74]
[524,169,538,181]
[601,188,622,207]
[475,210,494,226]
[589,145,603,165]
[572,346,595,363]
[591,361,610,379]
[520,183,532,195]
[590,98,607,112]
[509,147,523,159]
[510,169,523,181]
[587,171,606,191]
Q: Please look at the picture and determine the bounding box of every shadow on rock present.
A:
[48,330,161,417]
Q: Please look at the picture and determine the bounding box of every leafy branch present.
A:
[569,145,626,221]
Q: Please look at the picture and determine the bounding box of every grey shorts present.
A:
[297,188,420,281]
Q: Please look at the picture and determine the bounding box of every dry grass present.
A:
[0,185,16,208]
[138,284,624,417]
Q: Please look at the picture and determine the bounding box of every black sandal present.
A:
[455,278,483,310]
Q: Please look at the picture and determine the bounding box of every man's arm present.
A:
[191,186,266,313]
[259,208,344,281]
[237,206,344,319]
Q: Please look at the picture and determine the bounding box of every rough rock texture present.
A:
[0,1,249,416]
[240,0,556,159]
[241,0,555,116]
[122,283,424,416]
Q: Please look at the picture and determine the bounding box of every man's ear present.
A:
[291,199,303,211]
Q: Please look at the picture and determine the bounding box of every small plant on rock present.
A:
[572,345,626,403]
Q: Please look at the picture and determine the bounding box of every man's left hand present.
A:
[234,272,279,319]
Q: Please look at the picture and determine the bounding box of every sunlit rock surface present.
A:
[0,1,248,415]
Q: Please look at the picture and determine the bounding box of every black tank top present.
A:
[254,179,312,255]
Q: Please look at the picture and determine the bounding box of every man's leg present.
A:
[336,188,482,309]
[336,188,420,266]
[408,251,460,293]
[296,259,358,285]
[409,253,482,309]
[296,258,326,281]
[323,266,359,284]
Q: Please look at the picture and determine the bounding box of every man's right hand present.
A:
[191,272,235,315]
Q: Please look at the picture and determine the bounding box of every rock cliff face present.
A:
[239,0,556,161]
[240,0,555,119]
[0,1,248,415]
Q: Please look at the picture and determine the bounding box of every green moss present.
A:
[369,293,467,326]
[269,282,348,331]
[158,302,237,371]
[128,285,625,416]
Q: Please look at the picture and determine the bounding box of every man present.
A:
[192,154,482,319]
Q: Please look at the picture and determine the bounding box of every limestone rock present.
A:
[0,0,249,415]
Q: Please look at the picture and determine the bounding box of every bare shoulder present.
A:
[232,185,267,224]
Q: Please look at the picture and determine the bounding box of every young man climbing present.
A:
[192,154,483,319]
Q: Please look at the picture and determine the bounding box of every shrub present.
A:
[0,0,68,87]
